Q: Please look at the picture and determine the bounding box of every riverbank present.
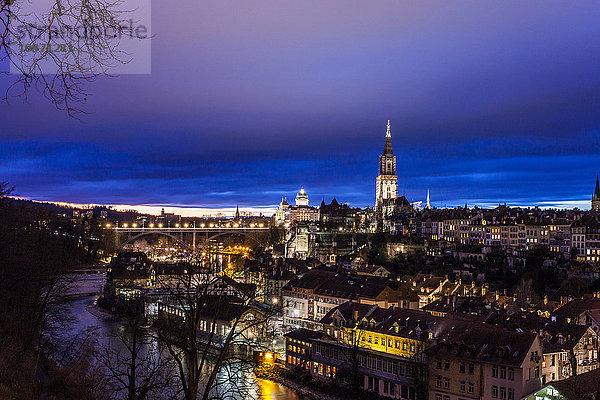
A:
[254,363,342,400]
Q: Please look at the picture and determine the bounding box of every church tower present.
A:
[425,188,432,210]
[376,120,398,209]
[592,173,600,211]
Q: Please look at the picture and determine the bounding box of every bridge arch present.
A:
[195,231,266,252]
[119,231,191,251]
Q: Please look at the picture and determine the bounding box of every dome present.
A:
[295,187,309,206]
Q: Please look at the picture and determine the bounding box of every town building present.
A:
[282,269,412,330]
[284,328,328,370]
[274,197,290,225]
[289,188,319,223]
[264,268,294,308]
[427,326,543,400]
[157,295,267,346]
[490,313,600,383]
[571,214,600,262]
[313,302,441,398]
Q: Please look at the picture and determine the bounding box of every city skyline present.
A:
[7,119,600,213]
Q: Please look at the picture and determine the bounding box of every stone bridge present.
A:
[110,225,277,252]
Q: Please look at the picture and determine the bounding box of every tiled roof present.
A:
[427,324,538,367]
[321,302,442,341]
[487,313,590,353]
[284,328,328,342]
[553,296,600,318]
[551,367,600,399]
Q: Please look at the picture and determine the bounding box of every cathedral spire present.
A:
[593,173,600,211]
[382,120,394,156]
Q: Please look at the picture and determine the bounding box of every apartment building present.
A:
[427,326,543,400]
[571,215,600,262]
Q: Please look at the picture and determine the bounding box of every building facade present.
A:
[427,328,543,400]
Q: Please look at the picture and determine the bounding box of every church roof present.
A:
[595,173,600,197]
[395,195,411,206]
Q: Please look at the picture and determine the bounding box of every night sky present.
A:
[2,1,600,212]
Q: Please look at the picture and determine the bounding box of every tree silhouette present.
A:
[1,0,146,117]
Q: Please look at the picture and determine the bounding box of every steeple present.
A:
[593,173,600,211]
[235,205,240,219]
[383,120,394,156]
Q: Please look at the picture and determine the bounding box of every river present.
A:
[65,272,308,400]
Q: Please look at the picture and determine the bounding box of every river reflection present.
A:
[64,273,307,400]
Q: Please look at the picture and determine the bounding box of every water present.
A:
[65,272,307,400]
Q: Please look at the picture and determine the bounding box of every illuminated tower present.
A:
[376,120,398,209]
[593,174,600,211]
[425,188,432,210]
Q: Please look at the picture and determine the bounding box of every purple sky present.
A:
[2,1,600,210]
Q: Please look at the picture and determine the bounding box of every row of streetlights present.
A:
[105,222,266,229]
